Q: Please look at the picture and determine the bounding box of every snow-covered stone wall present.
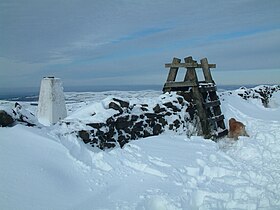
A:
[59,93,198,150]
[37,77,67,126]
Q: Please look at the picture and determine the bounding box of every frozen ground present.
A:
[1,86,280,210]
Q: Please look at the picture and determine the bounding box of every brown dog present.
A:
[228,118,249,140]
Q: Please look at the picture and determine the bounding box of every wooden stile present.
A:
[163,56,228,140]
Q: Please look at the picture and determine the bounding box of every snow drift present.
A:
[0,85,280,210]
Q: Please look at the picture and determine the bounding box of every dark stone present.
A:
[131,115,138,121]
[109,101,123,113]
[163,102,173,108]
[139,114,145,119]
[153,104,161,113]
[99,141,116,150]
[143,130,152,138]
[87,123,104,129]
[163,102,181,112]
[144,113,157,119]
[95,130,105,136]
[118,134,130,148]
[140,106,149,112]
[165,111,172,116]
[158,116,167,126]
[106,116,115,125]
[177,97,184,104]
[173,119,181,128]
[135,121,144,128]
[146,118,156,127]
[115,115,132,130]
[15,102,22,108]
[78,130,90,144]
[168,124,173,130]
[153,123,162,135]
[113,98,130,108]
[0,110,15,127]
[106,126,116,139]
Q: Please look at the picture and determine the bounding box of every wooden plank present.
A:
[184,56,211,138]
[165,63,216,68]
[164,81,197,88]
[208,114,225,122]
[213,129,228,140]
[199,85,217,92]
[200,58,214,83]
[184,56,198,82]
[203,100,221,108]
[166,58,181,82]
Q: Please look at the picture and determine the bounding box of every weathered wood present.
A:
[208,114,225,122]
[203,100,221,108]
[162,55,227,139]
[166,58,181,82]
[184,57,211,138]
[200,58,214,83]
[165,63,216,68]
[199,85,217,92]
[164,81,197,89]
[184,56,198,83]
[213,129,228,140]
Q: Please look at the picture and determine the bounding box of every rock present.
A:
[113,98,129,108]
[140,106,149,112]
[115,115,132,130]
[87,123,104,129]
[131,115,138,121]
[109,101,123,113]
[173,119,181,128]
[163,102,181,112]
[153,123,163,135]
[0,110,15,127]
[78,130,90,144]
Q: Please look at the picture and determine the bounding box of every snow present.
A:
[1,86,280,210]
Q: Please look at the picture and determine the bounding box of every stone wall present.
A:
[68,93,197,150]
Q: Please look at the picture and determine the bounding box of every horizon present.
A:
[1,83,279,101]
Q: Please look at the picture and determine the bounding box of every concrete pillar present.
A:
[37,77,67,126]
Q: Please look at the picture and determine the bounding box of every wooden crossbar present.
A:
[164,81,197,88]
[165,63,216,68]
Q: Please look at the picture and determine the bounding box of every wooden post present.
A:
[184,56,198,82]
[184,57,211,138]
[201,58,214,83]
[167,57,181,82]
[163,57,181,92]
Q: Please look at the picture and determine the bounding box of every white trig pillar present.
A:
[37,77,67,126]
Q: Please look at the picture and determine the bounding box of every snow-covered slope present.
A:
[1,86,280,210]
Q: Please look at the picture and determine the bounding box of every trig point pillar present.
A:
[37,77,67,126]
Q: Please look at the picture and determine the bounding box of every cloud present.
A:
[0,0,280,89]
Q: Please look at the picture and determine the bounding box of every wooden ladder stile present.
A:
[163,56,228,140]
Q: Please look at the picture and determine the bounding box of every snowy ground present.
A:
[1,87,280,210]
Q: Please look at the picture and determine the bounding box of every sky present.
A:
[0,0,280,92]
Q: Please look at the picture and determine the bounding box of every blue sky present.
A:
[0,0,280,91]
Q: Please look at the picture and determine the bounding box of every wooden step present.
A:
[199,85,217,93]
[208,114,225,123]
[213,129,228,139]
[203,100,221,108]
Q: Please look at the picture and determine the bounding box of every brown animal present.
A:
[228,118,249,140]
